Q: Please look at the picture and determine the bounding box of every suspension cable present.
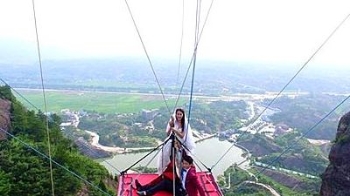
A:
[187,0,201,123]
[211,12,350,171]
[0,128,113,196]
[0,79,122,174]
[211,141,237,170]
[0,79,40,110]
[124,0,214,116]
[4,0,216,194]
[124,0,172,115]
[257,94,350,176]
[173,0,214,111]
[31,1,55,195]
[176,0,185,87]
[239,12,350,136]
[120,141,168,175]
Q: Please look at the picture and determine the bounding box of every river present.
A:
[99,137,248,177]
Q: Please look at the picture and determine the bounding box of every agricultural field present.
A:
[14,89,188,114]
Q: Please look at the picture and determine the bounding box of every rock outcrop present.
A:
[320,111,350,196]
[0,99,11,140]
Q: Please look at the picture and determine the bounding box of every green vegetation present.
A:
[74,100,248,148]
[254,167,321,196]
[220,165,274,196]
[7,87,342,195]
[220,165,321,196]
[238,131,328,176]
[190,100,247,133]
[266,131,329,175]
[15,89,188,114]
[0,85,116,196]
[265,94,350,140]
[132,166,157,173]
[334,133,350,144]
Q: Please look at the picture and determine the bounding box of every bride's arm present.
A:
[167,116,175,136]
[169,127,184,138]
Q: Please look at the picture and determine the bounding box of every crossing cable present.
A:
[154,1,214,166]
[176,0,185,87]
[0,127,113,196]
[12,0,122,177]
[211,141,237,170]
[181,136,212,172]
[171,0,215,175]
[124,0,172,115]
[6,0,214,181]
[211,12,350,171]
[124,0,214,114]
[122,0,214,180]
[257,94,350,176]
[151,0,215,174]
[0,82,123,174]
[237,12,350,142]
[187,0,201,123]
[119,135,175,175]
[31,0,55,195]
[0,79,123,175]
[172,0,214,111]
[0,79,40,110]
[121,149,163,195]
[32,0,122,180]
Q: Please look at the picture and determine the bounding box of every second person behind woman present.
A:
[157,108,196,173]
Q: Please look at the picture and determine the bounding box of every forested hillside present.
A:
[0,85,116,196]
[265,94,350,140]
[75,100,247,149]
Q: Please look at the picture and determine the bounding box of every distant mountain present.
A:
[1,54,350,94]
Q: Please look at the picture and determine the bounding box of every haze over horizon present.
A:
[0,0,350,71]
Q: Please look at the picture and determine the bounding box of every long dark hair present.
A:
[176,108,185,131]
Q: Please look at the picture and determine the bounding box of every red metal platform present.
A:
[117,171,223,196]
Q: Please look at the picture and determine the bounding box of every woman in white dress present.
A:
[157,108,196,174]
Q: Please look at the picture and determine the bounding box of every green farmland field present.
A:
[14,89,188,114]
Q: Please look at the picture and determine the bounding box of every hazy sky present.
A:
[1,0,350,68]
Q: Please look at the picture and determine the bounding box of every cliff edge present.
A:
[0,98,11,140]
[320,111,350,195]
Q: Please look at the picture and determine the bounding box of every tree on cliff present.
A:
[0,85,116,196]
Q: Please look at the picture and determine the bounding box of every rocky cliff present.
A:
[0,98,11,140]
[320,111,350,195]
